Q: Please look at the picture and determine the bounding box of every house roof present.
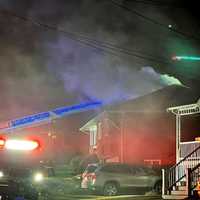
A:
[105,85,199,112]
[80,85,200,132]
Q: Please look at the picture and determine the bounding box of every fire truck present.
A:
[0,101,102,200]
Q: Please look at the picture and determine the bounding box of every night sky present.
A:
[0,0,200,121]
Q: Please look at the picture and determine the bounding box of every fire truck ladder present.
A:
[0,101,102,133]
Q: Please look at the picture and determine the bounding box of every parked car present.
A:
[0,167,40,200]
[81,163,161,196]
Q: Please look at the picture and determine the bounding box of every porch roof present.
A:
[80,113,104,133]
[167,98,200,116]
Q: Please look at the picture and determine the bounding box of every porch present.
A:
[162,99,200,199]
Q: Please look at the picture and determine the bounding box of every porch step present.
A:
[179,181,186,186]
[177,186,186,191]
[162,194,188,199]
[171,190,187,196]
[162,188,188,199]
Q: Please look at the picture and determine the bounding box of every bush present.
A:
[69,155,84,174]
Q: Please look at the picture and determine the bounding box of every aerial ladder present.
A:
[0,101,102,133]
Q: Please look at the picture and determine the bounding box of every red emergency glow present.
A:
[0,121,10,130]
[0,138,5,149]
[5,139,39,151]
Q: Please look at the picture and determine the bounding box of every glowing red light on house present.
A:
[0,121,10,130]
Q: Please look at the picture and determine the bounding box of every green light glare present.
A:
[175,56,200,61]
[160,74,182,86]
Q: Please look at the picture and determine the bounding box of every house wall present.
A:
[94,112,176,166]
[122,113,175,166]
[95,118,121,161]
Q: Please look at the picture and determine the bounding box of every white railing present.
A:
[180,141,200,159]
[162,143,200,196]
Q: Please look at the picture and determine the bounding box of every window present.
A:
[101,164,131,174]
[101,165,115,173]
[115,164,132,174]
[85,164,98,173]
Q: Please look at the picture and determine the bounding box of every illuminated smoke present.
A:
[46,36,183,103]
[140,67,182,86]
[0,0,194,120]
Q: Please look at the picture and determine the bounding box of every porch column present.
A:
[176,114,181,163]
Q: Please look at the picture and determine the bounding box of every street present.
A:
[40,194,162,200]
[37,177,164,200]
[55,195,163,200]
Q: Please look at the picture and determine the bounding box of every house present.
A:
[80,85,200,167]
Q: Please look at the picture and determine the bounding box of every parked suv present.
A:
[81,163,161,196]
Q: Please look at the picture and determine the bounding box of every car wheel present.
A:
[103,182,118,196]
[154,181,162,194]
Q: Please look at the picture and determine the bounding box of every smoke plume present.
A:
[0,0,196,120]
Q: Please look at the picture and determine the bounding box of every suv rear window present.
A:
[85,164,98,173]
[9,168,32,178]
[131,166,157,175]
[101,164,131,174]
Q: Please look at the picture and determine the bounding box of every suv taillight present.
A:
[88,173,96,184]
[82,172,87,179]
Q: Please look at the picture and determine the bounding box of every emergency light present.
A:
[0,138,39,151]
[34,172,44,182]
[5,139,39,151]
[0,171,4,178]
[0,138,5,149]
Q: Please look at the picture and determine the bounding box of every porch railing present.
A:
[180,142,200,159]
[188,163,200,196]
[163,144,200,195]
